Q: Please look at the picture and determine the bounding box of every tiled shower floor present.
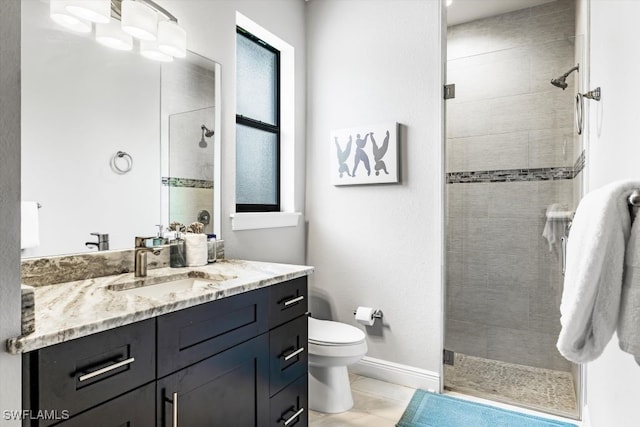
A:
[444,353,579,419]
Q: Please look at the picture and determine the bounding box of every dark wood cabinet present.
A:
[23,277,309,427]
[157,334,269,427]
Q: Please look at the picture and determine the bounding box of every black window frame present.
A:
[235,26,281,213]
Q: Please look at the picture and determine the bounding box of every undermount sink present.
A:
[108,271,236,299]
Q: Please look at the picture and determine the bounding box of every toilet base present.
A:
[308,365,354,414]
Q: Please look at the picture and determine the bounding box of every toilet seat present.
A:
[308,317,366,346]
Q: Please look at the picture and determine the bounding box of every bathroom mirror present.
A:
[21,0,220,258]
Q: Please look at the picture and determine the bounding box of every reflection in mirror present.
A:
[21,0,161,258]
[20,1,221,258]
[161,52,221,237]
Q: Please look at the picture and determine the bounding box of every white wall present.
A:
[158,0,307,265]
[305,0,444,379]
[585,1,640,426]
[0,0,22,422]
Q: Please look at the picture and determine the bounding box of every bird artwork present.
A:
[335,136,353,178]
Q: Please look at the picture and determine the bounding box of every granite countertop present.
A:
[7,259,314,354]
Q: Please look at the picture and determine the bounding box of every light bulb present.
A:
[96,21,133,51]
[65,0,111,24]
[140,40,174,62]
[121,0,158,41]
[50,0,92,33]
[158,21,187,58]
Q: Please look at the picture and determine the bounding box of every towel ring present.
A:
[110,151,133,174]
[575,93,584,135]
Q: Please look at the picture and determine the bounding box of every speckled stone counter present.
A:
[7,259,313,354]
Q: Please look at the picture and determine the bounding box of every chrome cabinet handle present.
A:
[78,357,135,382]
[283,295,304,306]
[172,392,178,427]
[283,407,304,426]
[283,347,305,361]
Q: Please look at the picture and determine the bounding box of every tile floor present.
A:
[309,373,416,426]
[310,372,583,426]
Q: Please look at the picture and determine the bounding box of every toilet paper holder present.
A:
[353,309,383,319]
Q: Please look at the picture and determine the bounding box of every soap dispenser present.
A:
[169,231,186,268]
[153,224,165,246]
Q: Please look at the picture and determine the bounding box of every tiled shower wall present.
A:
[445,0,579,372]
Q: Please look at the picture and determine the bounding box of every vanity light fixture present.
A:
[50,0,92,33]
[96,20,134,51]
[65,0,111,24]
[49,0,187,62]
[140,40,174,62]
[121,0,158,41]
[158,20,187,58]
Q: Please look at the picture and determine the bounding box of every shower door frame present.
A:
[439,0,590,421]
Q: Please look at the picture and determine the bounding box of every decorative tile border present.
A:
[447,150,587,184]
[447,167,574,184]
[162,177,213,189]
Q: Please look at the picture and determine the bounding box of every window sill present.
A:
[230,212,301,231]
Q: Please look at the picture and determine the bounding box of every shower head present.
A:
[199,125,214,148]
[550,65,580,90]
[201,125,214,138]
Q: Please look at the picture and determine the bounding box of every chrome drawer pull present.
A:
[172,392,178,427]
[283,407,304,426]
[283,295,304,307]
[283,347,305,361]
[78,357,135,382]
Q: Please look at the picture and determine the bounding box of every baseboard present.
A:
[350,356,440,392]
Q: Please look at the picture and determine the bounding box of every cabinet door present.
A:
[157,334,269,427]
[52,383,154,427]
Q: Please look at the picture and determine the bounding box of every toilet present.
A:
[307,317,368,413]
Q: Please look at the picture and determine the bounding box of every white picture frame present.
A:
[331,122,399,186]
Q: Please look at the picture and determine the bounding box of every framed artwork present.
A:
[331,122,399,186]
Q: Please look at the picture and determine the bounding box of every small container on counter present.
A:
[207,234,217,263]
[169,232,186,268]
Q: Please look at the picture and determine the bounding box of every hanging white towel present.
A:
[21,201,40,249]
[618,205,640,362]
[557,180,640,363]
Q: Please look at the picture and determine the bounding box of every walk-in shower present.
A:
[445,0,584,419]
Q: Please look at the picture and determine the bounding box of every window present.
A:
[236,26,280,212]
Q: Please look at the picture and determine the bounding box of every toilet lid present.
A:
[308,317,366,345]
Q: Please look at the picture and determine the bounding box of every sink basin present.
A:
[116,278,218,299]
[109,271,236,299]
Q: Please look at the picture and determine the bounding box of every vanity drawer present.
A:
[269,375,308,427]
[157,287,268,377]
[269,277,308,329]
[269,315,308,397]
[28,319,155,422]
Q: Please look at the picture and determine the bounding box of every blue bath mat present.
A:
[397,390,577,427]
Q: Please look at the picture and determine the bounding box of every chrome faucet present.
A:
[86,233,109,251]
[134,236,161,278]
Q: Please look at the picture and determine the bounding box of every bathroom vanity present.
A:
[10,260,312,426]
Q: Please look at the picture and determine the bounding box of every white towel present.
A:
[184,233,208,267]
[557,180,640,363]
[21,201,40,249]
[618,206,640,362]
